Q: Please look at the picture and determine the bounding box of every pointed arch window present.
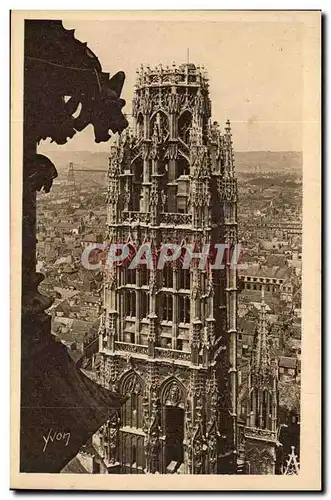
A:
[150,111,169,141]
[121,374,144,429]
[178,110,192,145]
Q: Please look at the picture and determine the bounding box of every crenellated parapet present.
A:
[134,63,210,90]
[132,63,211,126]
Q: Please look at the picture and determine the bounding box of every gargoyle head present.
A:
[25,154,58,193]
[73,70,128,143]
[92,71,128,143]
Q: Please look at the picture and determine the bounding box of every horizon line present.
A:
[39,149,303,154]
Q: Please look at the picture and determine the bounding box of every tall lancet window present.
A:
[136,113,143,139]
[179,296,190,324]
[132,159,143,211]
[177,156,190,177]
[178,110,192,145]
[151,111,169,142]
[121,373,144,429]
[262,389,268,429]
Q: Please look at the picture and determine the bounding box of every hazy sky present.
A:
[39,16,303,154]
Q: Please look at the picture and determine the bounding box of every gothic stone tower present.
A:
[96,63,238,474]
[244,289,278,474]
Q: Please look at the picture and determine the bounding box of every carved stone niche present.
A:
[160,378,186,409]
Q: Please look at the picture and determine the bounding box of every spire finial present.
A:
[284,446,300,475]
[250,284,272,386]
[187,47,190,64]
[260,285,267,338]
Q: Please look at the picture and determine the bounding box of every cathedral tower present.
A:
[96,63,238,474]
[244,288,279,474]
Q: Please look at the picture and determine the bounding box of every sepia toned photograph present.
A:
[10,10,321,490]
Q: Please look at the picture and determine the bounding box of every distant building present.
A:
[278,356,298,381]
[239,264,295,299]
[81,233,103,248]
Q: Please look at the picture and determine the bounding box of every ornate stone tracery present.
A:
[98,61,239,475]
[120,370,144,395]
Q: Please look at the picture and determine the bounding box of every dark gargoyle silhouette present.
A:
[20,20,128,473]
